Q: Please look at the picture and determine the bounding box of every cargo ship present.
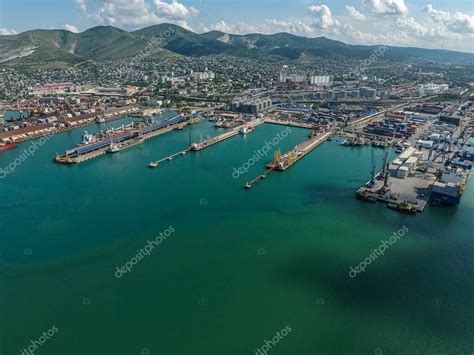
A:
[431,166,471,205]
[0,142,17,152]
[55,114,187,164]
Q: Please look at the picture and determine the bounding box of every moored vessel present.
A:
[0,142,17,152]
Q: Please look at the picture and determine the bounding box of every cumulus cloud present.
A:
[346,5,366,21]
[63,24,80,33]
[395,17,457,40]
[363,0,408,15]
[154,0,198,20]
[424,4,474,34]
[308,4,340,29]
[76,0,198,28]
[201,20,258,35]
[0,28,17,35]
[201,18,316,37]
[263,19,317,36]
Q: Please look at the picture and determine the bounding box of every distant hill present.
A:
[0,23,472,66]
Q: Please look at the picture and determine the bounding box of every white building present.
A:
[279,73,307,83]
[191,71,216,81]
[417,84,449,95]
[309,75,333,86]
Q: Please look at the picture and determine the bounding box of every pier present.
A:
[191,130,240,151]
[148,119,265,167]
[148,148,190,168]
[245,131,332,189]
[264,118,314,129]
[266,131,333,171]
[54,114,190,164]
[356,147,442,214]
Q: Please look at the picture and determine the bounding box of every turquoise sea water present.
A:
[0,114,473,354]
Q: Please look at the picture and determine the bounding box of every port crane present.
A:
[368,149,377,187]
[427,135,452,167]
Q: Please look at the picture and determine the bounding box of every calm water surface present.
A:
[0,115,473,354]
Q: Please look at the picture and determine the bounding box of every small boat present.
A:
[240,126,254,135]
[245,182,252,189]
[148,162,158,168]
[108,143,121,153]
[0,142,17,152]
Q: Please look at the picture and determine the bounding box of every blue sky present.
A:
[0,0,473,52]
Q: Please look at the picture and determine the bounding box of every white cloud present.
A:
[424,4,474,34]
[154,0,198,20]
[395,17,458,40]
[0,28,17,35]
[76,0,87,13]
[363,0,408,15]
[308,4,340,29]
[63,24,80,33]
[76,0,198,28]
[263,19,317,36]
[201,19,317,37]
[346,5,366,21]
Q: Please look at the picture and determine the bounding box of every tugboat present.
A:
[389,201,416,214]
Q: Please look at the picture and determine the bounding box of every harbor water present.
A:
[0,114,473,354]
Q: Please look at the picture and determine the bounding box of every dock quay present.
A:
[191,119,265,151]
[191,130,240,151]
[245,131,332,189]
[267,131,333,171]
[264,118,314,129]
[0,106,142,144]
[356,172,434,213]
[148,119,265,167]
[54,114,189,164]
[355,145,452,214]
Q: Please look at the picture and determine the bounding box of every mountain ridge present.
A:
[0,23,472,66]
